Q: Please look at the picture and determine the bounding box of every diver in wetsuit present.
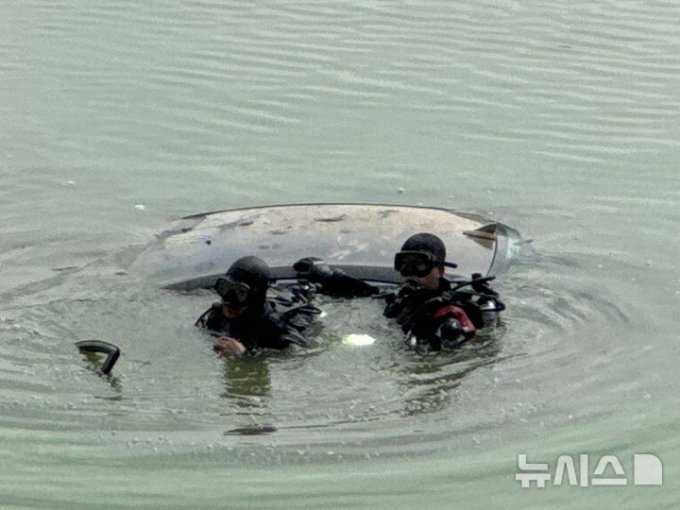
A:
[195,256,319,356]
[383,233,503,351]
[295,233,504,352]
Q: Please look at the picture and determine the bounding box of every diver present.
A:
[195,256,320,357]
[383,233,504,352]
[295,233,504,353]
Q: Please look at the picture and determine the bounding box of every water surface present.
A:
[1,0,679,508]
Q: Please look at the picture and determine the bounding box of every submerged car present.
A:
[132,203,521,290]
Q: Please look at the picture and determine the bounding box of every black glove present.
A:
[293,257,379,298]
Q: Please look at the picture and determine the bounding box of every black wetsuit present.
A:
[196,300,315,354]
[384,278,452,326]
[383,277,494,351]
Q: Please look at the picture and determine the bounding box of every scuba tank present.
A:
[479,299,502,328]
[469,273,505,328]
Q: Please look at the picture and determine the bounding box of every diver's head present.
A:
[215,255,271,315]
[394,233,451,289]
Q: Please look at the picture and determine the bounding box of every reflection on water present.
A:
[395,331,504,417]
[225,425,278,436]
[220,357,273,403]
[219,356,273,434]
[77,349,124,394]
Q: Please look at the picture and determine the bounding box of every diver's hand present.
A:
[212,336,247,356]
[293,257,333,279]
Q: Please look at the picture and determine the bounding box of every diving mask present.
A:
[215,276,255,306]
[394,251,457,277]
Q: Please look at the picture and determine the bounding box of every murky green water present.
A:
[1,1,679,508]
